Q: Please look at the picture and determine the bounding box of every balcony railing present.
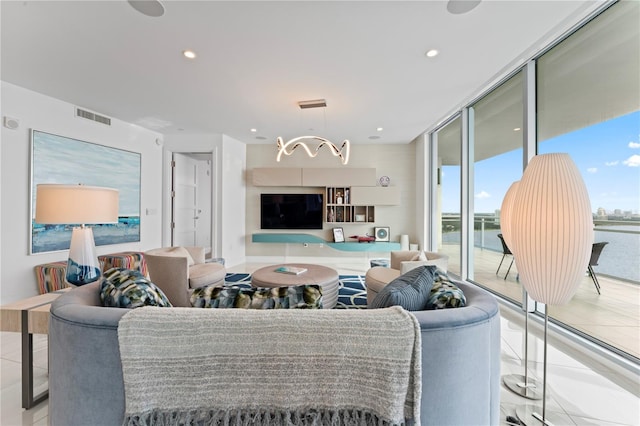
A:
[441,214,640,284]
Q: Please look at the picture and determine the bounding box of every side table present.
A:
[0,289,70,408]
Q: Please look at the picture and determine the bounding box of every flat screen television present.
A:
[260,193,324,230]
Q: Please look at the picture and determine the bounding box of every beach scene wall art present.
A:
[30,130,141,254]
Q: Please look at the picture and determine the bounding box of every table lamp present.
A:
[511,153,593,425]
[35,184,119,285]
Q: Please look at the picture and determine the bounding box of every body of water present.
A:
[443,225,639,283]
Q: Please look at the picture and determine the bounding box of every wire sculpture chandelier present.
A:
[276,136,351,165]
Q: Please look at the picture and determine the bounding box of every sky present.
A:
[442,110,640,214]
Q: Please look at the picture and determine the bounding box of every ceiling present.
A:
[1,0,602,146]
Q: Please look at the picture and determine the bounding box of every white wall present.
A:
[220,135,246,267]
[0,82,164,303]
[245,143,416,260]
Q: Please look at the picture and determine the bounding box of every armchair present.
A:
[365,250,449,305]
[144,247,226,307]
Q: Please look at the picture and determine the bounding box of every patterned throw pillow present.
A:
[369,265,436,311]
[190,285,254,308]
[251,285,323,309]
[100,268,172,308]
[190,284,323,309]
[424,269,466,309]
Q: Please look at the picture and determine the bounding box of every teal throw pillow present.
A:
[424,269,466,309]
[100,268,172,308]
[190,284,323,309]
[369,265,436,311]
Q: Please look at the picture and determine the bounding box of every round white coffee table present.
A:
[251,263,339,309]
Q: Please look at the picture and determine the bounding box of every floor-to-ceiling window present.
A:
[468,71,524,303]
[536,0,639,359]
[428,0,639,361]
[435,116,462,276]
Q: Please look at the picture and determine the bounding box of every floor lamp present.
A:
[511,154,593,425]
[35,184,119,285]
[500,181,542,400]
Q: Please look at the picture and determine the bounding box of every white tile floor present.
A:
[1,263,638,426]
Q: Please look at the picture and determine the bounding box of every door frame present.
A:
[162,148,220,257]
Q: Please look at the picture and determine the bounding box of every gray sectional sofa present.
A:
[49,280,500,425]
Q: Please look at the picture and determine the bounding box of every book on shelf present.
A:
[274,266,307,275]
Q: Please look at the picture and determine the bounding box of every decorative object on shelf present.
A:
[374,227,390,242]
[336,208,343,222]
[35,184,119,285]
[400,234,409,251]
[345,188,350,204]
[511,154,593,426]
[355,214,366,222]
[349,235,376,243]
[379,176,391,187]
[336,191,343,204]
[332,227,345,243]
[328,208,335,222]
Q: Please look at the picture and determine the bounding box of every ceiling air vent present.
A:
[75,107,112,126]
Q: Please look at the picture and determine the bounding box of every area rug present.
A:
[224,273,367,309]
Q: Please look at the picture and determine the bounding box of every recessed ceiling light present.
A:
[369,135,381,140]
[377,127,384,132]
[250,128,257,133]
[447,0,481,15]
[514,127,521,131]
[183,50,197,59]
[128,0,164,17]
[425,49,439,58]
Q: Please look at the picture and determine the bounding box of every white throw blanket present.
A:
[118,306,421,426]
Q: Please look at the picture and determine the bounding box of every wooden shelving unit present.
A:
[325,187,376,223]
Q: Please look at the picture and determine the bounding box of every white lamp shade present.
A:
[500,181,520,255]
[512,153,593,305]
[35,184,119,224]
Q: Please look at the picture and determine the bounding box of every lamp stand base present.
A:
[503,374,543,400]
[516,403,565,426]
[66,227,101,286]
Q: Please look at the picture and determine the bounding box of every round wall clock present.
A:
[379,176,391,187]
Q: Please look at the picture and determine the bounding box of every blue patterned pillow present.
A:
[369,265,436,311]
[190,284,323,309]
[100,268,172,308]
[424,270,466,309]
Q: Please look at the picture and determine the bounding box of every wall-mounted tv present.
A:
[260,193,324,230]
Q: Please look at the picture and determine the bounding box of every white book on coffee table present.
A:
[274,266,307,275]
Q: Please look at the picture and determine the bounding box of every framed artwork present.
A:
[332,227,345,243]
[30,130,141,254]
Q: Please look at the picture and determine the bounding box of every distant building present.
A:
[596,207,607,218]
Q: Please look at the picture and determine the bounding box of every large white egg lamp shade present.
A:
[511,153,593,425]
